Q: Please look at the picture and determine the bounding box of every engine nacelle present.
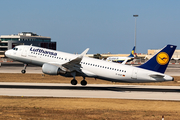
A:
[42,63,65,75]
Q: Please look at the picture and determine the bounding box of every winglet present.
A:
[138,44,177,73]
[61,48,89,72]
[78,48,89,58]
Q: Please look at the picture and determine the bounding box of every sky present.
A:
[0,0,180,54]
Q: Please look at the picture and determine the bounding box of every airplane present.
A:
[106,46,135,64]
[5,44,176,86]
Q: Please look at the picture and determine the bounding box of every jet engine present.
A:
[42,63,66,75]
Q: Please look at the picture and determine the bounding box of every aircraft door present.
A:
[21,47,28,57]
[131,68,138,79]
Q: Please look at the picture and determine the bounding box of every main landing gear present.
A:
[70,72,87,86]
[80,79,87,86]
[21,64,28,74]
[70,78,87,86]
[71,79,78,85]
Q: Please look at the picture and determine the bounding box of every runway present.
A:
[0,82,180,101]
[0,62,180,101]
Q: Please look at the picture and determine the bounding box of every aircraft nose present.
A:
[5,50,11,57]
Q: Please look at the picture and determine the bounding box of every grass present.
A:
[0,97,180,120]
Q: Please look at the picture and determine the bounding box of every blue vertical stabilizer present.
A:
[128,46,136,57]
[138,44,176,73]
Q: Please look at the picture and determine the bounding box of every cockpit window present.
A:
[13,48,18,51]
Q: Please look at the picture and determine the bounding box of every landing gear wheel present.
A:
[81,80,87,86]
[21,64,28,74]
[71,79,77,85]
[21,70,26,74]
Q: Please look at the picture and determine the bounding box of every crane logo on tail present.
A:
[156,52,169,65]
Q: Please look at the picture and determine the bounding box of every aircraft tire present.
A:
[21,70,26,74]
[80,80,87,86]
[71,79,77,85]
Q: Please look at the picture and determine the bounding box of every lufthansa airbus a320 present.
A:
[5,44,176,86]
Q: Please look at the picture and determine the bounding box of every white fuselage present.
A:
[5,45,173,83]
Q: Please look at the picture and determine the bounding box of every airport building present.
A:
[0,32,56,57]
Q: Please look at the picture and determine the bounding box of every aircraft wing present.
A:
[121,58,129,65]
[61,48,89,72]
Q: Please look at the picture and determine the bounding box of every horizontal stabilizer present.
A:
[149,74,164,78]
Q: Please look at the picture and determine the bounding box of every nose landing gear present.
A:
[21,64,28,74]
